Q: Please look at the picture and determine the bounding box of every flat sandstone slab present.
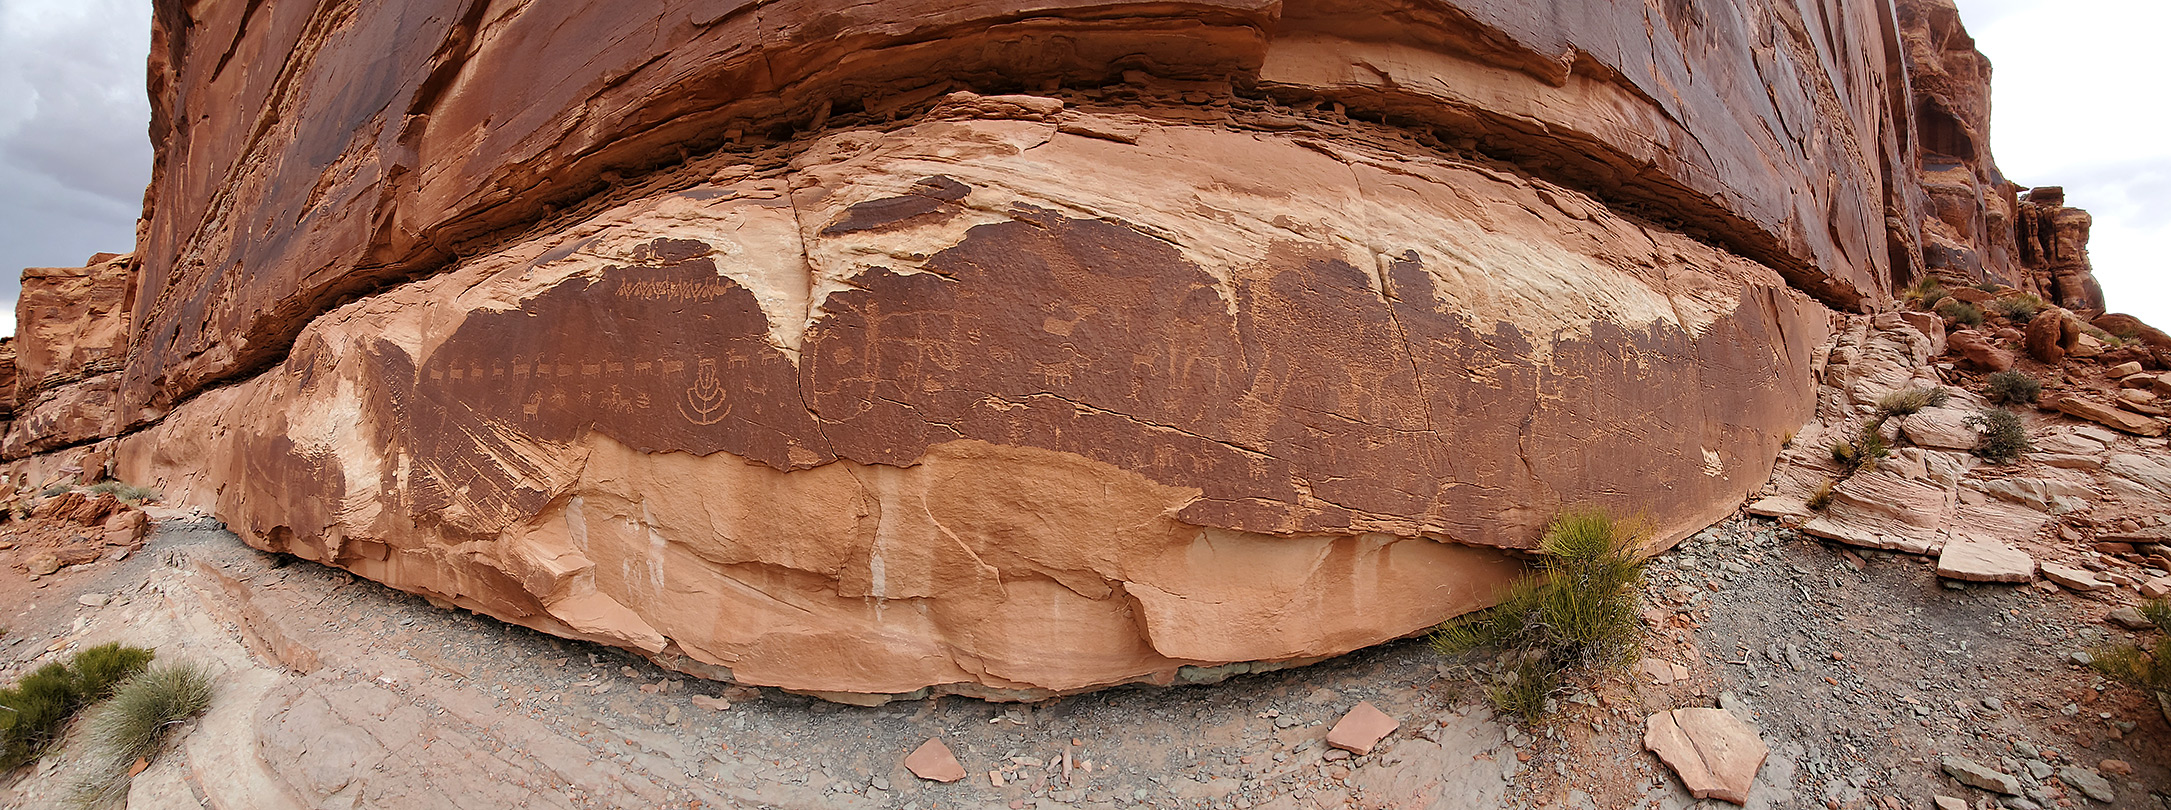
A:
[1936,538,2035,583]
[1644,708,1768,805]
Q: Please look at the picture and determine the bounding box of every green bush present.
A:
[1985,370,2042,405]
[0,644,155,770]
[1935,298,1985,327]
[1875,386,1950,419]
[69,662,214,809]
[1969,407,2030,463]
[1991,294,2045,323]
[1433,510,1646,723]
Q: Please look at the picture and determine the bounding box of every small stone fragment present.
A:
[689,694,731,711]
[1933,796,1965,810]
[77,592,108,608]
[2042,564,2108,592]
[2048,394,2165,437]
[904,738,966,783]
[1947,330,2014,372]
[1644,708,1767,805]
[2098,759,2132,776]
[1638,657,1688,685]
[25,552,60,577]
[1940,755,2018,795]
[2057,766,2114,803]
[2106,606,2155,630]
[1325,701,1399,755]
[2140,576,2171,598]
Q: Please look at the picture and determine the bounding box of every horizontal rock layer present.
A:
[124,0,1917,420]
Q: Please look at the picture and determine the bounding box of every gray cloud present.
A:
[0,0,153,335]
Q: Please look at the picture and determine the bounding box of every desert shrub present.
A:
[1903,278,1948,309]
[82,482,159,505]
[69,662,214,809]
[1875,386,1950,419]
[1807,478,1837,511]
[2089,601,2170,691]
[1985,370,2042,405]
[1972,281,2002,293]
[1433,510,1646,723]
[1935,298,1985,327]
[39,483,70,498]
[1991,294,2045,323]
[0,644,155,770]
[1969,407,2030,463]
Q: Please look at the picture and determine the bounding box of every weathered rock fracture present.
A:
[0,0,2119,699]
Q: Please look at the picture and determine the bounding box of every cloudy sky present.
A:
[0,0,150,336]
[0,0,2162,337]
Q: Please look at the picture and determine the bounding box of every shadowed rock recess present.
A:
[1,0,2113,700]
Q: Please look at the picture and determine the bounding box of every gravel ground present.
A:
[1490,515,2168,810]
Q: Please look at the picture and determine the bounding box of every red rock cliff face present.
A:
[1893,0,2107,310]
[5,0,2093,698]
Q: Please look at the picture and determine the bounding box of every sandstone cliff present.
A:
[0,0,2136,699]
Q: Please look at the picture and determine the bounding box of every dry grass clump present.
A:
[1806,478,1838,511]
[1903,278,1948,309]
[1432,510,1647,724]
[1935,298,1985,327]
[1991,293,2045,322]
[1985,370,2042,406]
[1829,424,1890,473]
[69,662,215,809]
[1874,386,1950,419]
[81,481,160,505]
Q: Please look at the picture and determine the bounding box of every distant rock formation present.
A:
[0,0,2127,699]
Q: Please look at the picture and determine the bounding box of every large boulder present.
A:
[119,107,1830,698]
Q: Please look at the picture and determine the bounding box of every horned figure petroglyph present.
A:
[679,357,730,425]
